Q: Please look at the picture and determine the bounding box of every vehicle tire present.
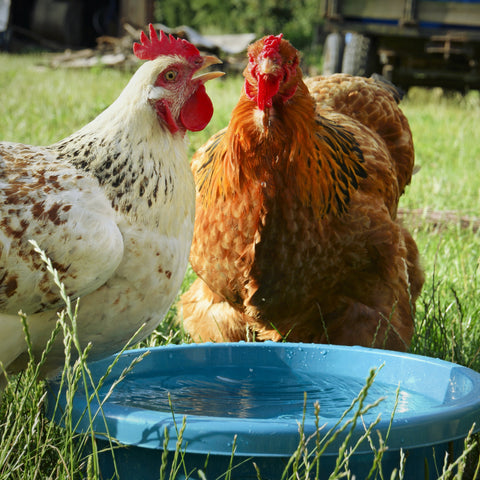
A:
[322,32,345,75]
[341,33,376,76]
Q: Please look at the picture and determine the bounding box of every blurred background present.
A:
[0,0,319,51]
[1,0,480,91]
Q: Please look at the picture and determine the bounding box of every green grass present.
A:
[0,53,480,478]
[401,88,480,215]
[399,88,480,371]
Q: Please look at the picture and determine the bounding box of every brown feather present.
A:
[182,37,423,351]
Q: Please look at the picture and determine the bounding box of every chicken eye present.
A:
[164,70,178,82]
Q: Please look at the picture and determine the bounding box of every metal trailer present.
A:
[321,0,480,90]
[6,0,154,50]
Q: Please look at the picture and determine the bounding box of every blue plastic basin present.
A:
[46,343,480,479]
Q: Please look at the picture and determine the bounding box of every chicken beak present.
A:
[258,57,278,75]
[193,55,225,82]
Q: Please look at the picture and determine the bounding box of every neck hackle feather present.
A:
[196,70,366,219]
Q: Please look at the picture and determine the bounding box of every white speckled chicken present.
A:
[0,25,223,381]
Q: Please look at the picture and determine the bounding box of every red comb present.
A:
[133,24,200,60]
[262,33,283,58]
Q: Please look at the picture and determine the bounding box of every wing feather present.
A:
[0,143,124,315]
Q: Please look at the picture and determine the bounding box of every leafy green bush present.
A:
[154,0,322,49]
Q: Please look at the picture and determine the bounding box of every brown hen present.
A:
[181,34,424,351]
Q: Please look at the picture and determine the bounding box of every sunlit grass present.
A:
[0,54,128,144]
[401,88,480,214]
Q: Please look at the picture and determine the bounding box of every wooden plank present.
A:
[398,208,480,232]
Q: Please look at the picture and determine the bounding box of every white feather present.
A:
[0,54,197,376]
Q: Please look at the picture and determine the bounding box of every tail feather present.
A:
[370,73,405,103]
[305,73,415,196]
